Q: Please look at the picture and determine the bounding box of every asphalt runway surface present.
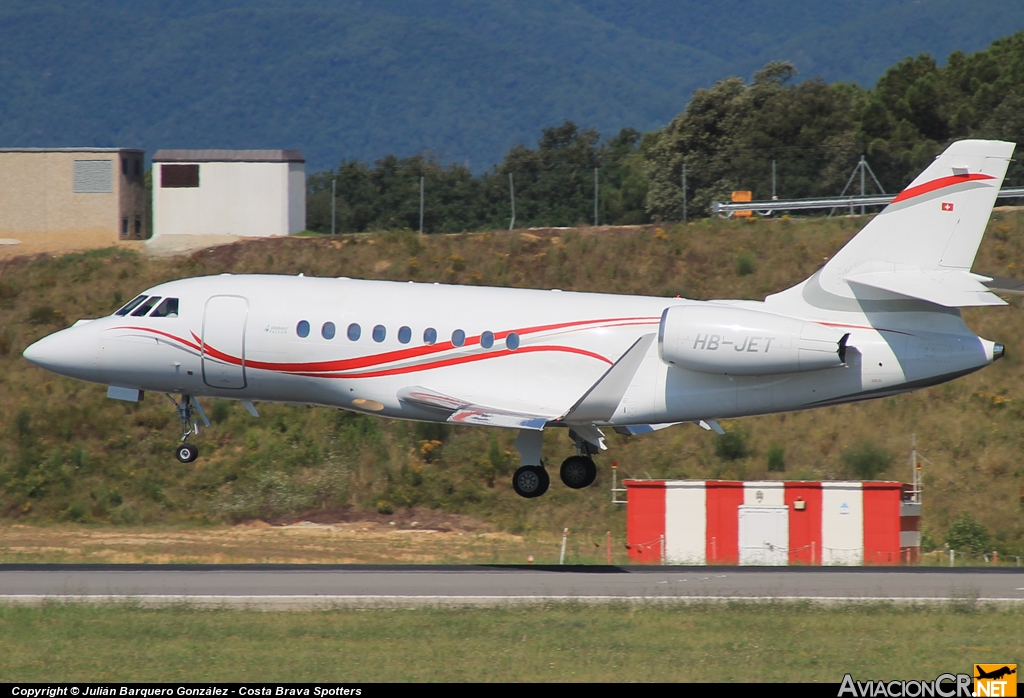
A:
[1,565,1023,607]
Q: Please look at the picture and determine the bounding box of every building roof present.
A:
[0,147,143,154]
[153,149,305,163]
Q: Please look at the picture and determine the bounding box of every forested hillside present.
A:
[3,1,1024,172]
[1,216,1023,558]
[306,33,1024,232]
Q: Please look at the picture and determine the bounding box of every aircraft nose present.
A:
[23,326,99,381]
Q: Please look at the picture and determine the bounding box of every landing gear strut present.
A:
[169,393,204,463]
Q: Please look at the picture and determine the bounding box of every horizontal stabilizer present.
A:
[397,386,556,431]
[845,270,1007,307]
[982,274,1024,295]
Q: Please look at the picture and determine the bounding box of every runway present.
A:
[1,564,1023,607]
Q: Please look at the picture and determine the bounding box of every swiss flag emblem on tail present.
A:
[941,202,954,212]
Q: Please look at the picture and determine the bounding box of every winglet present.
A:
[562,333,656,423]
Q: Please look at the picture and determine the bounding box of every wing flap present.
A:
[396,386,556,431]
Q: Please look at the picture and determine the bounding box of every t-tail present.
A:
[774,139,1015,311]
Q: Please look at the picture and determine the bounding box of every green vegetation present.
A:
[0,602,1019,682]
[841,440,895,481]
[304,32,1024,231]
[946,512,992,557]
[1,214,1024,557]
[306,125,650,233]
[767,444,786,473]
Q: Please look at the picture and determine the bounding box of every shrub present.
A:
[735,252,756,276]
[211,400,230,425]
[0,279,18,306]
[841,439,892,479]
[767,444,785,472]
[715,425,749,461]
[27,305,64,325]
[65,501,86,522]
[14,409,31,438]
[946,512,990,556]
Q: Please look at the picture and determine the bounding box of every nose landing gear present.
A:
[168,394,208,463]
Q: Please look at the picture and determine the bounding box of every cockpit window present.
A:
[131,296,161,316]
[114,295,148,316]
[150,297,179,318]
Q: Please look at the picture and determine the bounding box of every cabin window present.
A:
[481,331,494,349]
[131,296,161,316]
[372,325,386,343]
[507,332,520,351]
[423,327,437,345]
[398,326,412,344]
[347,323,361,341]
[150,298,179,318]
[451,329,465,347]
[115,295,148,316]
[297,320,310,338]
[322,322,336,340]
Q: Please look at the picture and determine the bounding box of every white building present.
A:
[152,150,305,238]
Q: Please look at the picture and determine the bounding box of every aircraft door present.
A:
[202,295,248,389]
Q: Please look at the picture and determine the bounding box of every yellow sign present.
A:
[731,190,753,218]
[974,665,1017,697]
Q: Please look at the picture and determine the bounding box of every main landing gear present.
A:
[168,393,208,463]
[510,429,600,498]
[512,464,550,498]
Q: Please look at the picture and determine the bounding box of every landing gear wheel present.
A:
[512,465,550,498]
[176,443,199,463]
[559,455,597,489]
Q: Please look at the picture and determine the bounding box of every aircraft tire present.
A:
[512,465,549,498]
[559,455,597,489]
[176,444,199,463]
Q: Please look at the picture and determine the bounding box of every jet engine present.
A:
[658,305,849,376]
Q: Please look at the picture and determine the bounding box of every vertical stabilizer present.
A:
[807,140,1014,307]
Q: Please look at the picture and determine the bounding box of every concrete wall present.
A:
[153,160,305,237]
[0,150,146,243]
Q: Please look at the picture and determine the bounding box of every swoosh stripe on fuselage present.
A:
[110,316,658,379]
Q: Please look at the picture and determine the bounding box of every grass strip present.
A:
[0,601,1020,682]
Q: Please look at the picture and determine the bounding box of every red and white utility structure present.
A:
[626,480,920,565]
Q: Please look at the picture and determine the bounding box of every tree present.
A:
[946,512,990,556]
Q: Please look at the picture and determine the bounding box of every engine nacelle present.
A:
[658,304,849,376]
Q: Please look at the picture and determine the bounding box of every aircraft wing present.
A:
[560,333,657,423]
[396,386,555,430]
[398,333,659,441]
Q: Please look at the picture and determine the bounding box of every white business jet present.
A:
[23,140,1013,498]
